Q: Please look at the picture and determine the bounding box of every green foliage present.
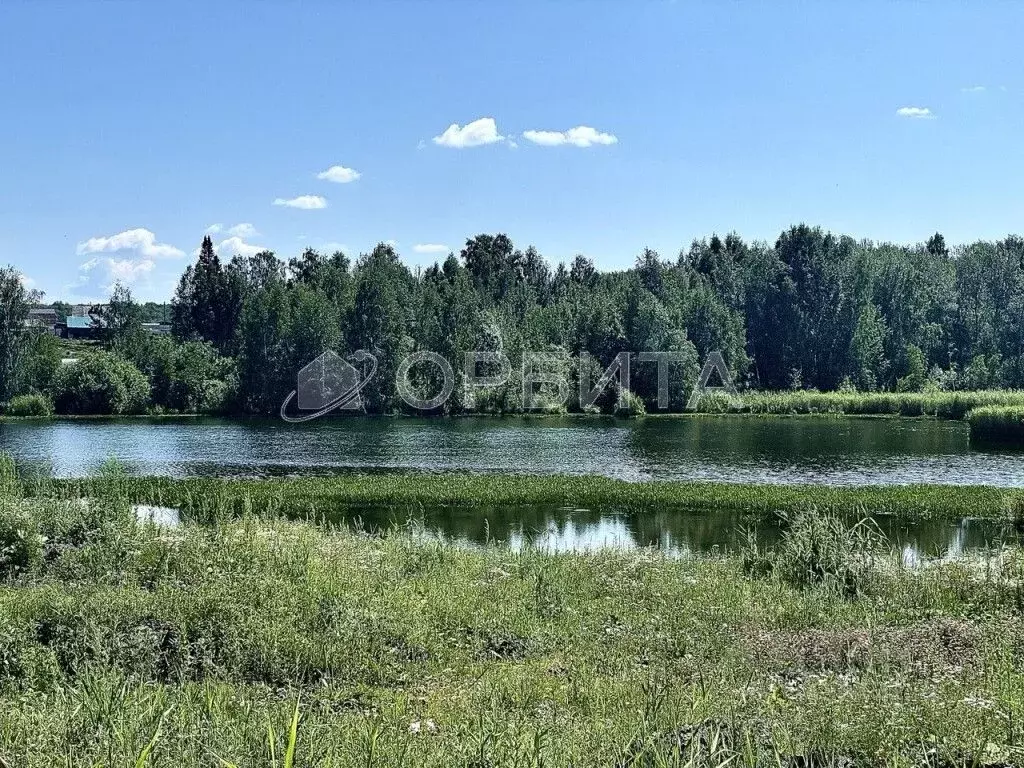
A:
[3,393,53,417]
[9,225,1024,415]
[967,405,1024,447]
[613,388,646,417]
[744,509,883,597]
[896,344,928,392]
[0,507,44,578]
[0,470,1021,764]
[0,265,35,402]
[51,351,150,415]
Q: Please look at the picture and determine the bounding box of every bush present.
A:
[743,509,882,597]
[968,405,1024,447]
[613,388,646,417]
[4,393,53,417]
[0,507,45,578]
[51,352,150,415]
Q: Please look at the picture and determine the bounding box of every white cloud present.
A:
[413,243,449,254]
[216,236,265,258]
[522,126,618,147]
[227,222,258,238]
[896,106,935,119]
[961,85,986,93]
[205,223,224,234]
[73,256,157,296]
[273,195,328,209]
[432,117,504,148]
[76,228,185,259]
[18,273,35,290]
[194,236,266,259]
[317,165,361,183]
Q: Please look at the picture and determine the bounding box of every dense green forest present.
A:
[3,224,1024,416]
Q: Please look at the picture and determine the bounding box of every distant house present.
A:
[142,322,172,335]
[24,308,60,334]
[63,314,105,340]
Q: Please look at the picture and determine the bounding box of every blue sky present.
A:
[1,1,1022,302]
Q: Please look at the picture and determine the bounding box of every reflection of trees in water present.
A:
[624,417,966,468]
[324,502,1017,559]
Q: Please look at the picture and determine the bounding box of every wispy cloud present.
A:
[896,106,935,119]
[76,228,185,259]
[205,223,224,234]
[273,195,328,210]
[961,85,987,93]
[317,165,361,183]
[413,243,449,255]
[432,117,504,148]
[522,126,618,147]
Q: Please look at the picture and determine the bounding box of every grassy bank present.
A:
[694,389,1024,419]
[37,471,1016,522]
[968,405,1024,448]
[1,481,1023,766]
[6,389,1024,421]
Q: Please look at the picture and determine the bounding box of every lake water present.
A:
[1,414,1021,486]
[5,416,1022,558]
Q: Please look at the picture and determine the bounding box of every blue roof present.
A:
[65,316,95,329]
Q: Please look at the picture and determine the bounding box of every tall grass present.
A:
[37,471,1011,523]
[694,388,1024,419]
[968,405,1024,447]
[0,462,1021,765]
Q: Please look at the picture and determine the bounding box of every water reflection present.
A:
[320,503,1018,561]
[2,415,1024,486]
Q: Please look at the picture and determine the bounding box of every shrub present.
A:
[3,393,53,417]
[743,509,882,597]
[51,352,150,415]
[967,405,1024,447]
[0,507,45,578]
[613,389,646,417]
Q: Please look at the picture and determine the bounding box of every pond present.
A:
[8,415,1021,559]
[1,414,1022,486]
[322,501,1020,563]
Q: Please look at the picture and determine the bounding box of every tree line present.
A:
[2,225,1023,416]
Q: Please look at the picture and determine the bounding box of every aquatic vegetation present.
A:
[968,405,1024,447]
[694,388,1024,419]
[39,470,1011,523]
[743,509,883,597]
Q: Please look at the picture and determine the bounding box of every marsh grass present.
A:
[968,405,1024,447]
[33,472,1014,523]
[696,389,1024,419]
[0,458,1021,765]
[0,475,1019,765]
[742,509,884,597]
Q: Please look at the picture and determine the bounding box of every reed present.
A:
[694,388,1024,419]
[967,405,1024,447]
[37,471,1010,522]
